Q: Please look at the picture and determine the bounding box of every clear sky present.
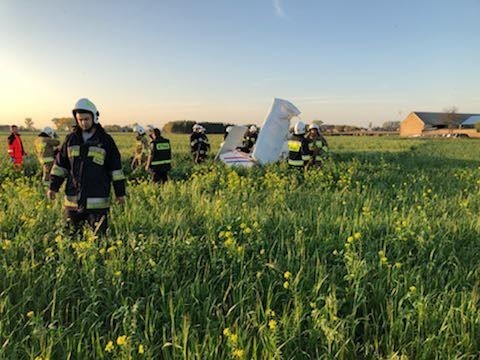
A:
[1,0,479,128]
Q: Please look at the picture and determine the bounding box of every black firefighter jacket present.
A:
[50,126,126,212]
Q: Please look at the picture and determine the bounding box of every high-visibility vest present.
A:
[35,136,60,164]
[307,139,328,161]
[150,138,172,171]
[288,137,310,167]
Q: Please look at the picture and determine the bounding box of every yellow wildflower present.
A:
[283,281,289,289]
[224,238,234,247]
[1,239,11,250]
[237,246,244,255]
[105,340,114,352]
[99,248,106,255]
[223,327,231,336]
[284,271,292,280]
[259,249,265,255]
[138,344,145,354]
[27,311,34,318]
[232,348,244,358]
[243,227,252,234]
[347,236,354,243]
[266,309,275,317]
[268,319,277,330]
[353,232,361,240]
[409,286,416,293]
[107,245,116,253]
[116,335,127,346]
[229,333,238,344]
[114,271,122,277]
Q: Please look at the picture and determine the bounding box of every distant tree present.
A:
[162,120,226,134]
[24,118,34,131]
[442,106,459,133]
[381,121,400,131]
[103,124,133,132]
[368,121,373,131]
[163,120,196,134]
[52,117,76,131]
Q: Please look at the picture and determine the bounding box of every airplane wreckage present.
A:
[215,98,301,167]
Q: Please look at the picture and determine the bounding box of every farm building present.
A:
[400,112,480,137]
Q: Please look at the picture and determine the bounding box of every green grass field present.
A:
[1,133,480,359]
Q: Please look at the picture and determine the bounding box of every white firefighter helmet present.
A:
[249,125,258,133]
[43,126,55,138]
[133,125,145,135]
[146,124,156,132]
[200,126,206,133]
[293,120,306,135]
[192,124,202,132]
[226,125,233,133]
[72,98,100,124]
[308,123,320,131]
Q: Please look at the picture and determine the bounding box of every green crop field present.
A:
[1,133,480,359]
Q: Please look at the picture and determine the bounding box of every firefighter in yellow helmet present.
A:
[305,123,329,169]
[34,127,60,186]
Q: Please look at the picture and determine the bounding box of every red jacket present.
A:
[7,133,26,164]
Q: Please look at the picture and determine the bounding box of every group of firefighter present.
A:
[6,97,329,234]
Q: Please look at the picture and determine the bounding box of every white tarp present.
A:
[219,149,256,167]
[252,98,301,165]
[215,125,247,160]
[216,98,301,167]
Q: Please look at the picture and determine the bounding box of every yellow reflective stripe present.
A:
[86,197,110,209]
[111,169,125,181]
[42,156,54,163]
[156,143,170,150]
[68,145,80,158]
[64,195,78,208]
[51,164,68,177]
[288,140,301,152]
[88,146,106,165]
[151,160,171,165]
[288,159,304,166]
[302,155,311,161]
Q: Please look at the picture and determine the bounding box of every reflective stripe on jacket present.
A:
[49,126,126,211]
[149,137,172,171]
[35,136,60,164]
[288,136,310,167]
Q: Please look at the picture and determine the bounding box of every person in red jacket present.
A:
[7,125,26,169]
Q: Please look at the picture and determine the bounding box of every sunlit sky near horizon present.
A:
[1,0,479,129]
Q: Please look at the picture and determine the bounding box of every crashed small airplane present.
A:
[216,98,301,167]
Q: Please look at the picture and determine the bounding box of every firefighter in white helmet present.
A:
[131,124,149,170]
[305,123,329,169]
[239,125,259,153]
[190,124,210,164]
[287,120,310,169]
[47,98,126,235]
[34,126,60,186]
